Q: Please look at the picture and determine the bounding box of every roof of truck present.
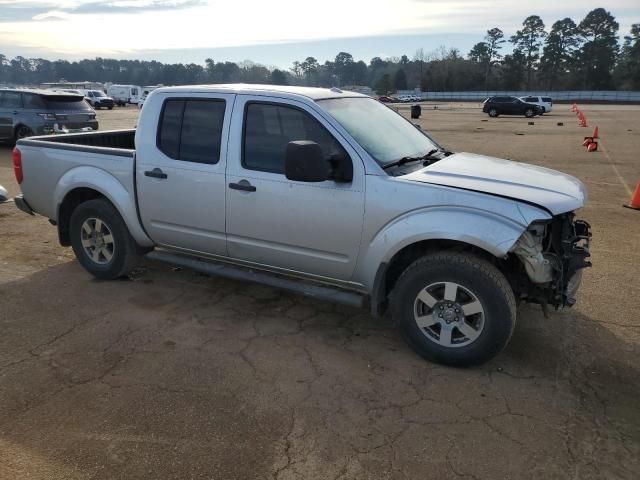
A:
[152,84,368,100]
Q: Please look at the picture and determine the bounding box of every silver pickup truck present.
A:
[13,84,591,366]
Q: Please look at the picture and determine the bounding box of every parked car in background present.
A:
[13,84,591,367]
[137,86,162,109]
[0,89,97,142]
[482,96,542,118]
[107,84,142,106]
[81,90,114,110]
[519,96,553,114]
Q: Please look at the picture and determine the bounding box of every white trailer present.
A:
[106,84,142,106]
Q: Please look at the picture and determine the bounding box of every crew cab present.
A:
[12,84,591,367]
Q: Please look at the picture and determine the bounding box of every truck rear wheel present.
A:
[390,252,516,367]
[70,198,139,280]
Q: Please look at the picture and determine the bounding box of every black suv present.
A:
[482,96,542,118]
[0,89,98,143]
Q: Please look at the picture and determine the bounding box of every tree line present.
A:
[0,8,637,94]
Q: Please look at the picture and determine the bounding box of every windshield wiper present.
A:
[382,148,441,170]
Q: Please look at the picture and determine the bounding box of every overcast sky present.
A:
[0,1,637,67]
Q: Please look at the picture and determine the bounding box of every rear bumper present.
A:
[40,120,99,135]
[14,195,34,215]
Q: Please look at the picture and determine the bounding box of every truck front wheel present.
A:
[390,252,516,367]
[70,198,139,280]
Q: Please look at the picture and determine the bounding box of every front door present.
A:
[136,93,235,256]
[225,96,366,282]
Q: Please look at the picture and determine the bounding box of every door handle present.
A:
[144,168,167,179]
[229,180,256,192]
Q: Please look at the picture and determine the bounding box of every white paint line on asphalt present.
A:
[600,141,632,197]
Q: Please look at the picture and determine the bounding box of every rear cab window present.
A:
[242,102,348,175]
[157,98,226,164]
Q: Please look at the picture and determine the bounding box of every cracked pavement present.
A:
[1,104,639,479]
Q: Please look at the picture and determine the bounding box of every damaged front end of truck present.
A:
[510,212,592,311]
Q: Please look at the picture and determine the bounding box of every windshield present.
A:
[317,97,438,165]
[90,90,106,97]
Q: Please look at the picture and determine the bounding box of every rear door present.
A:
[225,95,366,281]
[0,91,22,140]
[136,93,235,256]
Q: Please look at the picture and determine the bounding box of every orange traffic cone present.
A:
[624,182,640,210]
[579,113,588,127]
[592,126,599,138]
[582,137,593,146]
[587,142,598,152]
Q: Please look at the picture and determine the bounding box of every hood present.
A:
[401,152,586,215]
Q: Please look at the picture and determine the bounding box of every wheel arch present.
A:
[362,207,527,317]
[13,123,32,139]
[55,168,153,248]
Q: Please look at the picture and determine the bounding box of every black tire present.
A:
[70,198,139,280]
[524,108,534,118]
[488,108,498,117]
[14,125,33,142]
[108,105,114,110]
[390,252,516,367]
[540,107,546,115]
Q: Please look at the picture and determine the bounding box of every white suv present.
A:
[519,96,553,114]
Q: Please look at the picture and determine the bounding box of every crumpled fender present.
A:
[355,204,549,292]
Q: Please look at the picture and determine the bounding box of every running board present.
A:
[145,250,366,309]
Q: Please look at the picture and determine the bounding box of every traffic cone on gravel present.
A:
[587,142,598,152]
[582,137,593,146]
[579,113,588,127]
[624,182,640,210]
[592,126,599,139]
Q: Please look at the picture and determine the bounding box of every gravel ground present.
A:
[0,102,638,479]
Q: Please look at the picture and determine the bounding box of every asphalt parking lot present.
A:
[1,102,639,479]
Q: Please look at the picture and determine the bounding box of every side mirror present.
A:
[285,141,330,182]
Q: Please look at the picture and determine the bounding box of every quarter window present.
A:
[243,102,347,174]
[157,99,226,164]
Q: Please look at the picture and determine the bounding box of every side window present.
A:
[542,97,552,103]
[157,98,226,164]
[0,92,23,109]
[158,100,183,159]
[22,94,45,109]
[525,96,537,102]
[243,102,347,174]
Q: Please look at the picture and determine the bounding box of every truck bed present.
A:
[18,129,135,156]
[16,129,137,222]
